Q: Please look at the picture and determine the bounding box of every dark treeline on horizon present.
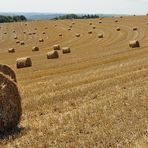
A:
[0,15,27,23]
[53,14,100,20]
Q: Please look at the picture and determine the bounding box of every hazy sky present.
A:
[0,0,148,14]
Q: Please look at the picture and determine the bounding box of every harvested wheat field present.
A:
[0,16,148,147]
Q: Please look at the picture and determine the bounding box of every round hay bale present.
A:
[133,27,138,31]
[68,28,71,31]
[23,31,26,34]
[32,46,39,51]
[53,45,61,50]
[0,72,22,132]
[59,33,62,37]
[14,36,18,39]
[42,32,46,34]
[99,21,102,24]
[120,16,123,18]
[98,33,103,38]
[34,28,37,30]
[16,57,32,69]
[8,48,15,53]
[146,22,148,25]
[4,32,7,35]
[92,26,96,29]
[129,40,140,48]
[16,40,20,44]
[75,33,80,37]
[25,23,27,26]
[89,22,92,25]
[13,30,15,33]
[115,19,118,22]
[62,47,71,54]
[47,50,59,59]
[0,64,16,82]
[116,27,120,31]
[20,41,25,45]
[33,32,36,35]
[44,27,48,29]
[28,32,32,35]
[72,22,75,25]
[69,25,73,28]
[39,38,44,42]
[88,30,92,34]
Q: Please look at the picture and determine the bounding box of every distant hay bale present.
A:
[59,33,62,37]
[75,33,80,37]
[89,22,92,25]
[120,16,123,18]
[16,57,32,69]
[32,46,39,51]
[0,64,16,82]
[14,36,18,39]
[98,33,103,38]
[13,30,15,33]
[33,32,36,35]
[23,31,26,34]
[62,47,71,54]
[133,27,138,31]
[44,27,48,29]
[88,30,92,34]
[53,44,61,50]
[25,23,27,26]
[39,38,44,42]
[20,41,25,45]
[0,72,22,132]
[34,28,37,30]
[69,25,73,28]
[68,28,71,31]
[92,26,96,29]
[72,22,75,25]
[99,21,102,24]
[16,40,20,44]
[129,40,140,48]
[54,24,57,27]
[115,19,118,22]
[116,27,120,31]
[146,22,148,25]
[28,32,32,35]
[8,48,15,53]
[42,32,46,34]
[47,50,59,59]
[4,32,7,34]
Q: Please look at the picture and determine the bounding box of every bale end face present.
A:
[62,47,71,54]
[16,57,32,69]
[129,40,140,48]
[0,73,22,132]
[0,64,16,82]
[47,51,59,59]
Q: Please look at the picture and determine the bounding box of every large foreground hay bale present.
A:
[0,73,22,132]
[129,40,140,48]
[32,46,39,51]
[16,57,32,69]
[47,51,59,59]
[8,48,15,53]
[0,64,16,82]
[53,45,61,50]
[62,47,71,54]
[98,33,103,38]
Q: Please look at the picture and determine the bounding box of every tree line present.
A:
[53,14,100,20]
[0,15,27,23]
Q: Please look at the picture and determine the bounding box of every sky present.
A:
[0,0,148,14]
